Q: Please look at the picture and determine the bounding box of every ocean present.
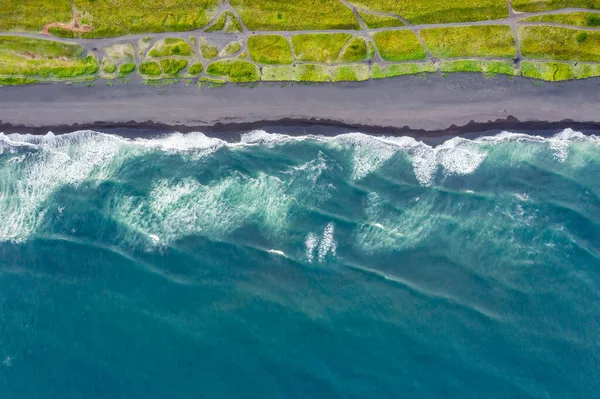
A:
[0,129,599,398]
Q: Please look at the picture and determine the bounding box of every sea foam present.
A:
[0,128,597,244]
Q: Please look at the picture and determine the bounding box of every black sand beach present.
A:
[1,74,599,136]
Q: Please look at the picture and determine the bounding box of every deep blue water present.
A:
[0,129,599,398]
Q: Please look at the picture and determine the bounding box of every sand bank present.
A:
[0,74,599,136]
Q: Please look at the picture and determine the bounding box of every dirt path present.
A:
[41,0,91,36]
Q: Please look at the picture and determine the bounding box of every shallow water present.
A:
[0,129,599,398]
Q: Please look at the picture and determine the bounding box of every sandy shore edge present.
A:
[1,74,599,137]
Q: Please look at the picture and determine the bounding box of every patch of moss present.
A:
[0,77,40,86]
[119,63,136,75]
[148,38,194,58]
[573,63,600,79]
[102,59,117,74]
[139,61,162,76]
[261,65,296,81]
[160,58,188,75]
[521,61,576,81]
[206,60,260,82]
[484,61,518,76]
[296,64,331,82]
[188,62,204,75]
[332,64,370,81]
[222,41,242,56]
[199,38,219,59]
[371,62,437,78]
[138,37,153,56]
[440,60,484,73]
[105,43,136,62]
[199,77,226,87]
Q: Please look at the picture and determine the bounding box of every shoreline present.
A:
[1,74,600,138]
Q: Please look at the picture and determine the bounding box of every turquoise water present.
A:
[0,129,599,398]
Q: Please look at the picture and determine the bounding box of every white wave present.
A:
[303,233,317,263]
[304,223,337,263]
[133,132,228,157]
[115,173,292,246]
[268,249,286,257]
[0,131,124,242]
[1,128,598,243]
[318,222,337,263]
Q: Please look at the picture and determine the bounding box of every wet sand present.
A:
[1,74,599,136]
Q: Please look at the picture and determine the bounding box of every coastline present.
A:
[1,74,600,137]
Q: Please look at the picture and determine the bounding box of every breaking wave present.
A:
[0,128,598,251]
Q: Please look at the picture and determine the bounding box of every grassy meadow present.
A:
[371,31,426,61]
[421,26,516,58]
[3,1,600,85]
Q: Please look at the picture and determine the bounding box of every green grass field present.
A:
[421,26,516,58]
[160,59,188,75]
[148,38,194,58]
[371,31,426,61]
[139,61,162,76]
[332,64,370,81]
[347,0,509,24]
[73,0,220,37]
[0,36,98,78]
[188,63,204,75]
[358,12,404,28]
[199,38,219,60]
[519,26,600,61]
[221,41,242,57]
[339,38,368,62]
[229,0,360,30]
[292,33,354,63]
[371,62,437,78]
[520,12,600,27]
[3,2,600,85]
[0,1,72,32]
[248,35,293,64]
[512,0,600,12]
[206,60,260,82]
